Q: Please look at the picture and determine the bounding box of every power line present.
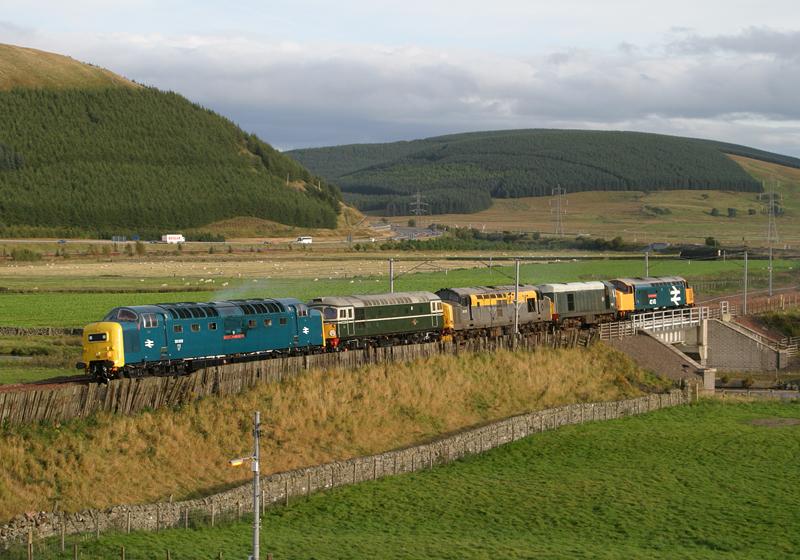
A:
[409,190,429,217]
[549,186,567,236]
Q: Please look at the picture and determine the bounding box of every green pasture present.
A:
[18,400,800,559]
[0,258,796,328]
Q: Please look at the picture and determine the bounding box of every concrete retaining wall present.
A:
[0,389,688,547]
[0,330,590,426]
[707,319,790,371]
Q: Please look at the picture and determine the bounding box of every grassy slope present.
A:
[387,156,800,246]
[37,400,800,559]
[0,345,660,520]
[0,44,139,91]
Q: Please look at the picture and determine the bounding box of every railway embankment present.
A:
[0,330,591,425]
[0,341,667,525]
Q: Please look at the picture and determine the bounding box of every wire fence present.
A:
[2,508,262,559]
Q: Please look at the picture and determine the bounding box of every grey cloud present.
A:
[670,26,800,58]
[0,20,36,43]
[13,30,800,156]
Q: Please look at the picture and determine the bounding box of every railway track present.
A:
[0,375,93,394]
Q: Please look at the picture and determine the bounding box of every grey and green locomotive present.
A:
[308,291,443,349]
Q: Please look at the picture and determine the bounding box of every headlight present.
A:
[328,328,337,337]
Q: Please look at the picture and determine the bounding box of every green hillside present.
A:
[287,129,792,215]
[0,46,341,237]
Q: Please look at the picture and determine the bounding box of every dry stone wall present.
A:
[0,389,689,547]
[0,329,591,425]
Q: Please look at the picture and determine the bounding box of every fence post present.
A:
[27,529,32,560]
[218,552,223,560]
[306,472,311,497]
[61,517,66,552]
[237,501,242,521]
[166,550,172,560]
[121,545,125,560]
[73,542,78,560]
[126,510,131,534]
[156,506,160,532]
[95,514,100,539]
[184,507,189,529]
[211,503,216,527]
[284,480,289,506]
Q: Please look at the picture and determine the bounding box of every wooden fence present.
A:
[0,329,592,426]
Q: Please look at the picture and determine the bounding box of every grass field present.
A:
[21,399,800,559]
[1,258,795,328]
[384,156,800,247]
[0,345,658,519]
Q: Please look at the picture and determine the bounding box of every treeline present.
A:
[700,139,800,169]
[289,129,770,215]
[0,88,341,235]
[375,226,641,252]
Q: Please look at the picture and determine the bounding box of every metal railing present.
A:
[599,307,709,340]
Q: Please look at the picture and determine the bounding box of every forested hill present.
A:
[0,45,341,237]
[287,130,797,215]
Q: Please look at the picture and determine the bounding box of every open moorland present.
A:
[384,156,800,247]
[18,399,800,559]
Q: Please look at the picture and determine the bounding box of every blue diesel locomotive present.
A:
[79,298,323,382]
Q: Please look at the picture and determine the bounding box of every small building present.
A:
[295,236,313,244]
[161,234,185,244]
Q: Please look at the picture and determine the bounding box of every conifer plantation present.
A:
[288,129,797,215]
[0,88,341,237]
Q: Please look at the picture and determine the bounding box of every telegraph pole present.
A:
[514,259,520,336]
[645,252,649,277]
[389,258,394,293]
[743,251,748,315]
[252,412,261,560]
[228,412,262,560]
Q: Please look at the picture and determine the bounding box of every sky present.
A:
[2,1,800,155]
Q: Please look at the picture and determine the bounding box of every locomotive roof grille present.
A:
[309,291,439,308]
[537,281,607,293]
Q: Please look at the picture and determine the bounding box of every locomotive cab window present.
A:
[117,309,138,322]
[173,325,183,333]
[322,307,337,321]
[142,313,159,328]
[191,324,201,332]
[567,293,575,311]
[87,333,107,342]
[264,319,272,327]
[248,319,257,328]
[209,322,218,331]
